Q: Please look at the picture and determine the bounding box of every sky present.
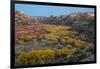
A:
[15,4,95,16]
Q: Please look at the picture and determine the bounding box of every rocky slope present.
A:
[15,11,47,39]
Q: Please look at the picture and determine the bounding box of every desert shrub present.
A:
[31,49,55,61]
[74,40,83,48]
[72,31,78,35]
[44,49,55,60]
[17,48,78,65]
[16,51,24,58]
[45,34,58,40]
[58,38,66,45]
[17,49,55,65]
[66,38,75,45]
[65,31,78,38]
[17,52,29,65]
[85,43,94,53]
[57,48,76,57]
[44,34,58,44]
[17,51,39,65]
[66,45,73,49]
[63,36,70,40]
[18,36,33,42]
[30,50,46,62]
[16,40,25,44]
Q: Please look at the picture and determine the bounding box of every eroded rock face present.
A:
[15,11,47,39]
[44,12,94,24]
